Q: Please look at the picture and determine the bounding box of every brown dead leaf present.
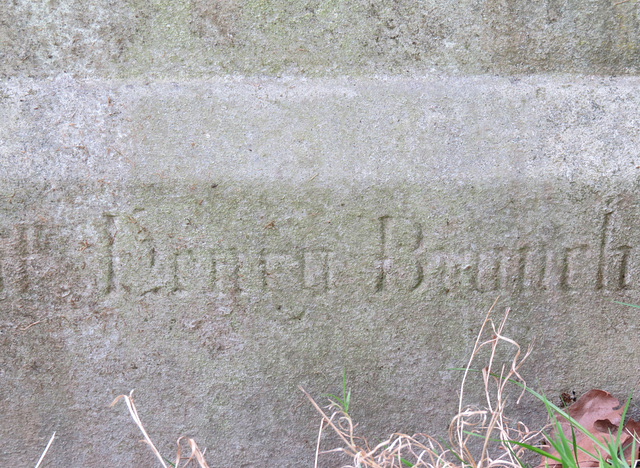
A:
[538,389,640,468]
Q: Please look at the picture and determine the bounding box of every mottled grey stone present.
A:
[2,1,640,466]
[2,76,640,466]
[1,0,639,78]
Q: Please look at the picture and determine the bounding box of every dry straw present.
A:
[31,301,542,467]
[33,432,56,468]
[301,301,543,468]
[110,390,210,468]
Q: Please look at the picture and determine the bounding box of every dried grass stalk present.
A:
[111,390,210,468]
[302,304,544,468]
[33,432,56,468]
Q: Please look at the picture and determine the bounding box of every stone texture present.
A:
[3,0,640,466]
[2,76,640,465]
[1,0,639,78]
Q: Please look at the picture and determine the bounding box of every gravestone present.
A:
[1,1,640,466]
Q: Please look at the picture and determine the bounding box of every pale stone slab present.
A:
[1,1,639,78]
[2,77,640,465]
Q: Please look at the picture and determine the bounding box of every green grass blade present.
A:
[451,367,614,455]
[323,393,347,412]
[324,393,343,404]
[611,301,640,309]
[462,430,563,464]
[505,439,563,463]
[617,394,633,447]
[450,367,638,467]
[504,440,527,468]
[400,457,414,467]
[605,436,624,468]
[439,436,466,464]
[571,423,579,465]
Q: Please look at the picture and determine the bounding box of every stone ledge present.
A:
[2,1,639,77]
[2,75,640,185]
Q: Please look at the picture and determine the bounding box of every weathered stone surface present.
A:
[1,0,639,77]
[2,76,640,465]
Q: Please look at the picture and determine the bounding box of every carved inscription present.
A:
[100,213,341,299]
[103,214,116,294]
[0,208,635,303]
[376,216,423,292]
[172,248,215,292]
[95,210,637,301]
[303,250,331,293]
[0,224,55,296]
[596,212,632,291]
[105,212,164,296]
[263,252,302,291]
